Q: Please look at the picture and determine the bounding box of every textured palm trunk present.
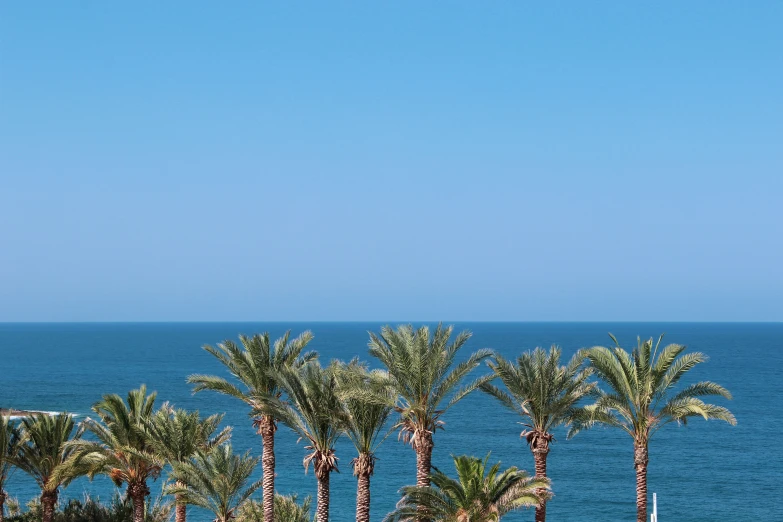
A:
[316,471,330,522]
[41,490,58,522]
[634,443,649,522]
[175,492,187,522]
[532,446,549,522]
[258,415,277,522]
[355,471,370,522]
[415,431,434,488]
[0,489,7,522]
[127,481,150,522]
[414,430,434,522]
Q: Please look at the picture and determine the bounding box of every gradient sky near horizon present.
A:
[1,2,781,322]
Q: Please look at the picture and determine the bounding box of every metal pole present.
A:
[651,492,658,522]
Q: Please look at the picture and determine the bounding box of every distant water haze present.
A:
[1,322,779,521]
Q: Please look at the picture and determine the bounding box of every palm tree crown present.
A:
[368,324,492,488]
[148,406,231,465]
[16,413,84,522]
[56,386,164,522]
[482,347,593,450]
[385,454,550,522]
[570,335,736,522]
[168,444,261,522]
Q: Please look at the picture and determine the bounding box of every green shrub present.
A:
[236,494,312,522]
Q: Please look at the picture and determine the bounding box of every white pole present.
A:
[651,492,658,522]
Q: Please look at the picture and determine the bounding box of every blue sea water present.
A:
[0,322,780,521]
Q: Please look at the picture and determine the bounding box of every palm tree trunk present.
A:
[174,492,187,522]
[127,482,150,522]
[316,471,330,522]
[258,415,277,522]
[414,430,434,522]
[415,431,434,488]
[634,443,649,522]
[355,471,370,522]
[532,446,549,522]
[41,490,58,522]
[0,489,7,522]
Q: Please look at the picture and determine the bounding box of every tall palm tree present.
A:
[384,454,550,522]
[16,413,85,522]
[147,406,232,522]
[368,324,492,489]
[335,360,394,522]
[480,346,593,522]
[167,444,261,522]
[54,386,165,522]
[0,416,22,522]
[188,330,316,522]
[261,362,347,522]
[570,335,736,522]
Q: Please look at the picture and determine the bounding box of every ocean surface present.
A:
[1,322,780,521]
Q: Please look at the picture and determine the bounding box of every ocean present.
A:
[1,322,780,521]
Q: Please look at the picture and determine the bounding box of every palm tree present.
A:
[385,454,550,522]
[147,406,232,522]
[260,362,347,522]
[188,331,316,522]
[16,413,85,522]
[570,335,736,522]
[0,416,22,522]
[480,346,593,522]
[335,360,394,522]
[368,324,492,489]
[55,386,165,522]
[167,444,261,522]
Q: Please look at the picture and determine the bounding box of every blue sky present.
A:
[1,2,781,322]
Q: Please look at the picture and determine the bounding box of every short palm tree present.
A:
[260,362,347,522]
[55,386,165,522]
[570,335,736,522]
[16,413,85,522]
[167,444,261,522]
[188,331,316,522]
[0,416,22,522]
[335,360,394,522]
[368,324,492,489]
[480,346,593,522]
[385,454,550,522]
[147,406,232,522]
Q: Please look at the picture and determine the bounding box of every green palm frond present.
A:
[147,406,232,467]
[575,335,735,444]
[54,386,164,489]
[168,444,261,522]
[385,454,549,522]
[368,323,493,442]
[0,415,23,493]
[188,331,317,422]
[481,346,594,445]
[16,413,84,492]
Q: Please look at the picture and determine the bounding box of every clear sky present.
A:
[1,2,781,322]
